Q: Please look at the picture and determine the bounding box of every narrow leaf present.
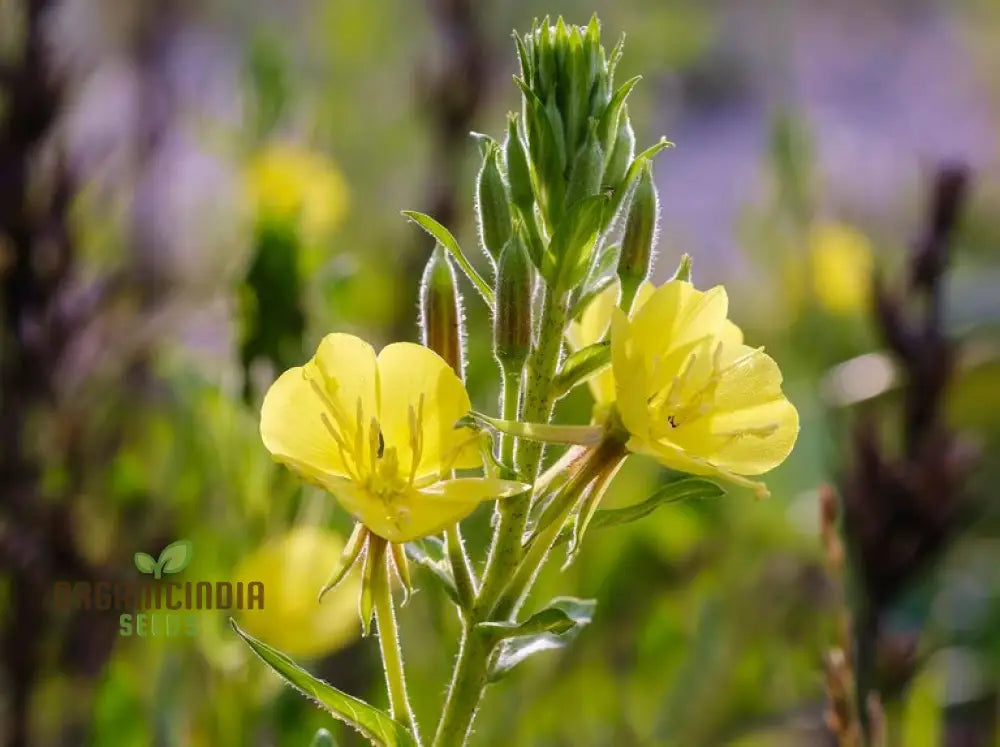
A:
[403,538,460,606]
[401,211,495,308]
[475,606,576,642]
[554,477,725,547]
[231,620,417,747]
[551,341,611,399]
[570,243,619,322]
[542,193,609,291]
[487,597,597,682]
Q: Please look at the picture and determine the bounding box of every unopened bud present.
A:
[563,118,604,211]
[505,113,534,213]
[476,143,512,263]
[603,108,635,190]
[493,233,533,370]
[419,245,465,375]
[618,161,658,310]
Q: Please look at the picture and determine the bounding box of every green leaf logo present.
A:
[134,540,193,579]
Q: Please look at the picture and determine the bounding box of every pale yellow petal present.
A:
[260,366,354,482]
[610,308,650,439]
[630,280,729,360]
[376,343,480,480]
[667,348,800,475]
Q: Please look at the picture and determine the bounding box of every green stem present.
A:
[492,440,625,619]
[474,366,526,609]
[431,625,489,747]
[434,285,572,746]
[374,565,420,743]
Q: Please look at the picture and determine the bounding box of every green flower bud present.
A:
[518,15,625,230]
[504,113,534,213]
[493,232,533,371]
[618,161,658,311]
[563,118,604,212]
[476,143,512,264]
[419,245,465,374]
[603,106,635,190]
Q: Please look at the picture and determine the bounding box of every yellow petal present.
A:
[376,342,480,480]
[662,348,800,475]
[630,280,729,362]
[260,333,379,483]
[628,436,772,498]
[327,477,525,543]
[610,308,650,439]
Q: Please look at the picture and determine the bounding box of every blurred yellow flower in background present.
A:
[246,141,349,244]
[234,526,361,658]
[808,221,874,315]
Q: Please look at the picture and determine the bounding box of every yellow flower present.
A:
[809,222,874,315]
[260,333,525,542]
[234,527,361,658]
[246,141,349,243]
[609,280,799,497]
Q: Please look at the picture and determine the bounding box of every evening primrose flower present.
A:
[260,333,526,543]
[609,280,799,497]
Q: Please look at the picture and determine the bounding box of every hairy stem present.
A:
[374,561,420,743]
[476,366,525,607]
[434,286,571,745]
[431,625,488,747]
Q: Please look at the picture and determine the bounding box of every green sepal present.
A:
[404,537,461,607]
[458,411,604,447]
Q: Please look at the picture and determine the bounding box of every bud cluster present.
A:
[420,15,670,383]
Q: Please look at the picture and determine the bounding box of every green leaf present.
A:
[555,477,724,547]
[231,620,417,747]
[157,540,193,575]
[570,243,619,321]
[597,75,641,153]
[403,538,460,606]
[475,606,576,643]
[133,552,156,575]
[542,193,608,291]
[487,597,596,682]
[401,211,495,309]
[551,341,611,399]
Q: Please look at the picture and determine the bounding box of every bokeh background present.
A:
[1,0,998,744]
